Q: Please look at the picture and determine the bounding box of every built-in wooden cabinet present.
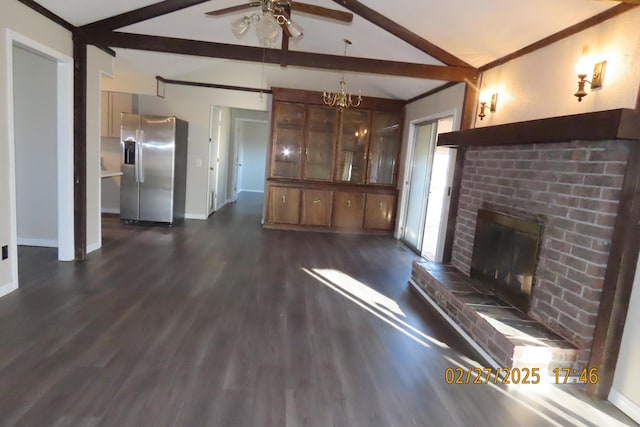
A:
[266,186,300,225]
[264,88,403,234]
[301,189,332,226]
[364,193,396,231]
[270,102,305,178]
[101,91,135,138]
[333,191,365,229]
[304,106,337,181]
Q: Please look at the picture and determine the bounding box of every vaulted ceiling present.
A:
[31,0,634,100]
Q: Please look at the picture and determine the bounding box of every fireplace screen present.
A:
[470,209,542,312]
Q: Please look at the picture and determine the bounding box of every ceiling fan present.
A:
[205,0,353,48]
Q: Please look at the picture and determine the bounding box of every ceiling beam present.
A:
[83,31,479,82]
[330,0,471,68]
[480,3,638,71]
[80,0,212,32]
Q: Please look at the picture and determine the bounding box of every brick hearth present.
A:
[411,261,579,372]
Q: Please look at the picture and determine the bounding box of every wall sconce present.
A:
[478,91,498,120]
[574,47,606,102]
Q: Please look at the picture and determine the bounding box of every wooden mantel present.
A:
[438,108,640,147]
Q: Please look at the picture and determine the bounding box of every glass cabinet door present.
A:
[335,109,370,184]
[367,111,402,186]
[270,102,305,179]
[304,106,336,181]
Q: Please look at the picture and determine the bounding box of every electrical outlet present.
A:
[1,245,7,260]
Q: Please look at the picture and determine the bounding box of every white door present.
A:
[401,116,456,260]
[208,106,222,216]
[402,122,435,252]
[422,117,455,261]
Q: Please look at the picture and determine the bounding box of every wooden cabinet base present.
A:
[263,222,393,235]
[264,181,397,235]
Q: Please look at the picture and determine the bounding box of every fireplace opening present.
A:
[470,209,542,312]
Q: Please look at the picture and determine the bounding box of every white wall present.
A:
[13,45,58,247]
[101,137,121,214]
[609,255,640,423]
[238,121,269,193]
[87,47,115,253]
[0,0,74,294]
[477,8,640,127]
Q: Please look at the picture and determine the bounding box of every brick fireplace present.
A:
[453,140,628,356]
[410,109,640,376]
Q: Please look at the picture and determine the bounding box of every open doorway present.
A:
[400,115,456,261]
[4,32,74,296]
[228,109,270,204]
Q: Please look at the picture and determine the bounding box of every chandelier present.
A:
[230,0,303,48]
[323,39,362,111]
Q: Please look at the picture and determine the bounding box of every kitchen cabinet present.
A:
[264,88,403,234]
[266,186,300,225]
[101,91,135,138]
[301,189,332,226]
[364,193,396,231]
[333,191,365,229]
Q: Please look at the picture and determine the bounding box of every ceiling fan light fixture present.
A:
[254,13,281,48]
[231,16,251,38]
[285,19,304,39]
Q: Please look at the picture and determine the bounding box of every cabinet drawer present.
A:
[364,193,396,231]
[267,186,301,224]
[333,191,365,229]
[301,190,332,227]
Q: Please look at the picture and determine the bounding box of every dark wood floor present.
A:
[1,193,635,426]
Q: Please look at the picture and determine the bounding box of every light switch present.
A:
[195,159,202,167]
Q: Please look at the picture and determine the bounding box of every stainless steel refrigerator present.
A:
[120,113,188,225]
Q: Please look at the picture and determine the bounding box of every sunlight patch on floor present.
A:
[303,267,450,350]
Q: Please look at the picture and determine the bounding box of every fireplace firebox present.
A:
[470,209,542,312]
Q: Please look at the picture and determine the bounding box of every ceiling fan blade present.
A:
[205,2,261,16]
[291,2,353,23]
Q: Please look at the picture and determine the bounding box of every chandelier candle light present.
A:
[323,39,362,111]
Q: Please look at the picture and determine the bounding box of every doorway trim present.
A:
[4,29,74,295]
[396,109,458,250]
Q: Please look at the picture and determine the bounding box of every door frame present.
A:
[396,109,458,255]
[208,105,222,216]
[3,30,74,297]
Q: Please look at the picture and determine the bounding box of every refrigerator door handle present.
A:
[138,130,145,183]
[134,130,140,183]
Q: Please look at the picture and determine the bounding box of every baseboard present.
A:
[86,241,101,254]
[0,282,18,298]
[609,389,640,424]
[238,189,264,193]
[17,238,57,248]
[185,213,207,220]
[101,208,120,214]
[409,278,500,370]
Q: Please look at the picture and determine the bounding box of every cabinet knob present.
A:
[347,199,351,207]
[379,202,384,210]
[282,195,286,203]
[313,199,321,204]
